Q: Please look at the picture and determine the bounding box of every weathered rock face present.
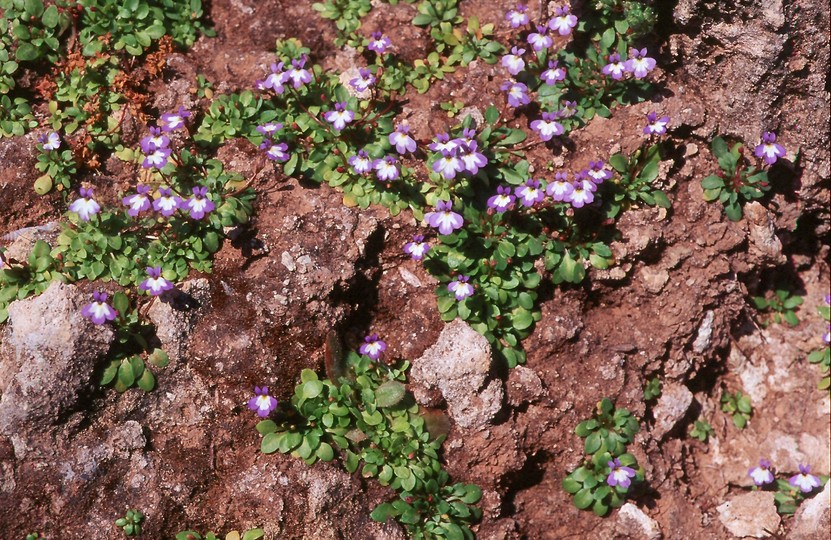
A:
[716,491,781,539]
[791,481,831,540]
[651,383,694,440]
[410,320,503,429]
[0,282,113,437]
[146,278,212,362]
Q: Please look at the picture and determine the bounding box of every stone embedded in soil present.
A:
[146,278,212,362]
[651,383,694,440]
[790,481,831,540]
[716,491,780,539]
[0,282,113,437]
[410,319,503,429]
[506,365,546,407]
[744,202,785,267]
[3,221,61,262]
[616,503,663,540]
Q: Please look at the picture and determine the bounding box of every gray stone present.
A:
[616,503,662,540]
[745,202,785,267]
[146,279,211,362]
[692,310,715,354]
[506,365,546,407]
[2,222,61,262]
[791,481,831,540]
[0,282,113,436]
[716,491,780,538]
[410,320,503,429]
[652,383,694,440]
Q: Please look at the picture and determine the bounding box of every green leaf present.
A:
[711,136,729,160]
[460,484,482,503]
[375,380,406,407]
[370,503,397,522]
[42,4,59,27]
[599,27,616,49]
[147,349,170,368]
[117,359,136,388]
[136,369,155,391]
[562,477,582,494]
[315,441,334,461]
[584,432,602,454]
[609,154,628,173]
[700,175,725,189]
[256,420,277,435]
[652,190,671,208]
[511,308,534,331]
[14,40,39,61]
[261,432,281,454]
[241,529,265,540]
[724,201,743,221]
[573,488,594,509]
[301,379,324,399]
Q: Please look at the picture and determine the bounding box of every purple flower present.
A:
[142,146,171,169]
[367,32,392,54]
[528,26,553,52]
[350,67,376,93]
[515,179,545,207]
[448,275,474,300]
[548,6,578,36]
[160,107,191,132]
[140,127,170,153]
[501,81,530,108]
[458,141,488,174]
[501,47,526,75]
[546,172,574,201]
[602,53,627,80]
[403,234,430,260]
[359,333,387,360]
[122,184,153,217]
[541,60,566,85]
[505,5,529,28]
[624,48,656,79]
[569,180,595,208]
[428,132,458,154]
[754,131,786,165]
[139,266,174,296]
[375,155,400,182]
[823,324,830,345]
[432,149,465,180]
[38,131,61,151]
[530,112,565,141]
[587,160,613,184]
[487,185,516,212]
[389,124,416,154]
[81,291,118,325]
[256,122,283,137]
[260,140,290,162]
[560,100,577,117]
[789,464,822,493]
[184,186,215,220]
[324,102,355,131]
[606,458,637,489]
[287,56,312,88]
[262,62,287,94]
[69,187,101,221]
[349,150,374,174]
[749,459,775,486]
[152,187,182,217]
[643,111,670,136]
[248,386,278,418]
[425,200,463,235]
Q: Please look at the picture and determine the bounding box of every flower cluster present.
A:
[602,48,656,80]
[506,4,577,36]
[69,187,101,222]
[258,122,290,162]
[140,108,191,170]
[256,56,313,93]
[748,459,823,493]
[428,129,488,179]
[120,184,215,220]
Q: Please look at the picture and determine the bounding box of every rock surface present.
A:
[716,491,780,538]
[410,320,503,429]
[616,503,663,540]
[790,481,831,540]
[147,278,212,362]
[652,383,694,440]
[0,282,113,436]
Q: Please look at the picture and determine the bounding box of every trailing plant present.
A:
[562,398,643,516]
[175,528,265,540]
[254,346,482,538]
[720,390,752,429]
[115,509,144,537]
[751,288,802,327]
[689,418,714,443]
